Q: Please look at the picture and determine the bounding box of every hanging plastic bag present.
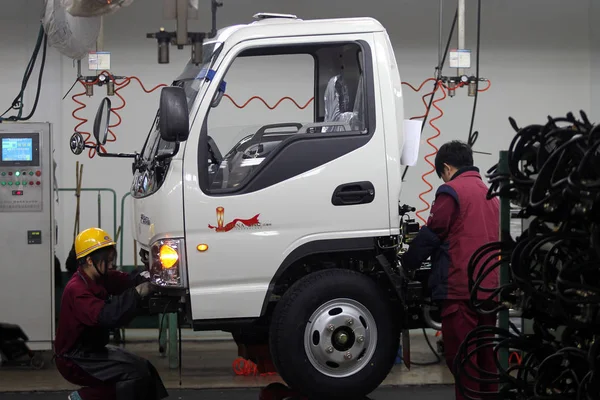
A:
[43,0,101,60]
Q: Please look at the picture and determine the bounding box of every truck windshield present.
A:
[140,42,221,163]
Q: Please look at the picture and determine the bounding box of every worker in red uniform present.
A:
[53,227,168,400]
[401,141,500,400]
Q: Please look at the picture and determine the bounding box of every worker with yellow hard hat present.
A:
[53,227,168,400]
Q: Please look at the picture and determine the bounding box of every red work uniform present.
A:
[402,167,500,400]
[54,267,168,400]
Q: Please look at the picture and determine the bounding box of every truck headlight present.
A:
[150,238,187,288]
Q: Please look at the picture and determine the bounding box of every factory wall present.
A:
[0,0,593,268]
[591,0,600,122]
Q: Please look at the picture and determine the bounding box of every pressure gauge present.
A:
[460,75,470,84]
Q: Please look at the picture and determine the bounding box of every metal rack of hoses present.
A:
[454,110,600,400]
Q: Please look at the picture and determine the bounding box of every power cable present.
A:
[0,24,47,122]
[410,328,443,366]
[62,78,79,101]
[401,7,458,182]
[466,0,482,148]
[19,31,48,121]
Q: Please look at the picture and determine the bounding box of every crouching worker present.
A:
[54,227,168,400]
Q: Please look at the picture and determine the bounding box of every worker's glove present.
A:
[130,268,152,285]
[135,282,155,298]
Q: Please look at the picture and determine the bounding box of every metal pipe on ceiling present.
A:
[438,0,443,74]
[97,16,104,52]
[176,0,188,46]
[457,0,465,76]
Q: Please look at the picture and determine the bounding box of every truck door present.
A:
[182,34,391,321]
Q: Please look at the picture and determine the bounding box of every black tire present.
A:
[269,268,400,399]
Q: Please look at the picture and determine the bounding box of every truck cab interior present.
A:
[205,42,368,191]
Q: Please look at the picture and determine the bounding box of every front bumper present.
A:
[148,295,185,315]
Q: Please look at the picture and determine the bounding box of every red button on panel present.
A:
[29,181,33,186]
[8,172,12,176]
[36,181,40,186]
[35,171,41,177]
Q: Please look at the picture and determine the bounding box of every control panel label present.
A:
[28,230,42,244]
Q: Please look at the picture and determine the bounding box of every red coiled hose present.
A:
[71,71,166,158]
[401,78,490,225]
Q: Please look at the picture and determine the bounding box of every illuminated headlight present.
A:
[150,238,187,288]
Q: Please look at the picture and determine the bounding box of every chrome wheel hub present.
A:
[303,298,377,378]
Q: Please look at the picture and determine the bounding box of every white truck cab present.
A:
[75,13,438,399]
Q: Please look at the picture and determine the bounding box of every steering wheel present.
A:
[242,143,266,159]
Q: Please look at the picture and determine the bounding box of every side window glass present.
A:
[203,42,369,193]
[206,54,314,190]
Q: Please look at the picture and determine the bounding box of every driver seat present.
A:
[322,74,363,133]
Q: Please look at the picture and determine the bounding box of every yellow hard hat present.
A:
[75,227,116,259]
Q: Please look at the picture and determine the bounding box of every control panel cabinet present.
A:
[0,123,55,351]
[0,131,44,211]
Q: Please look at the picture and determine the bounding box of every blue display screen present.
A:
[2,138,33,162]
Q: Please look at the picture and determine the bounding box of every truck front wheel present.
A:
[269,268,400,399]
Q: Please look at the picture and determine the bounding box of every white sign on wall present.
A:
[88,52,111,71]
[448,49,471,69]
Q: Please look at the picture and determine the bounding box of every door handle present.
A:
[332,181,375,206]
[337,190,373,198]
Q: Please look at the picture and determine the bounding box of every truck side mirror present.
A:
[159,87,190,142]
[93,97,112,146]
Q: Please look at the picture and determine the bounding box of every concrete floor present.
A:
[0,329,453,393]
[0,386,455,399]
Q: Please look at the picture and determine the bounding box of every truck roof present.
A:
[206,14,386,46]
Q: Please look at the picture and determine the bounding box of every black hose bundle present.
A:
[0,24,48,122]
[454,111,600,400]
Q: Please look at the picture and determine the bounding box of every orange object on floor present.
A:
[235,344,278,376]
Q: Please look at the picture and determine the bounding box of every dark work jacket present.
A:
[54,267,147,356]
[402,167,500,301]
[54,267,168,400]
